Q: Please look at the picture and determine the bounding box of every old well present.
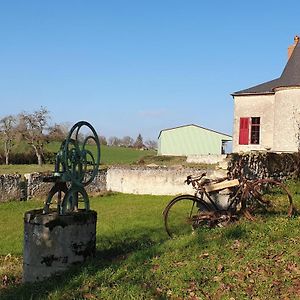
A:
[23,121,101,282]
[23,209,97,282]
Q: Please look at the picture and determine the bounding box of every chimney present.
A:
[288,35,300,60]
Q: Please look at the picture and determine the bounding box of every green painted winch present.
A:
[43,121,100,215]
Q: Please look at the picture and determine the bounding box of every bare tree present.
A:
[134,133,144,149]
[0,115,16,165]
[59,122,72,136]
[121,136,134,147]
[19,107,50,166]
[48,123,66,142]
[145,139,157,150]
[99,135,107,145]
[108,136,121,146]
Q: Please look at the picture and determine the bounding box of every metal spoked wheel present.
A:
[61,186,90,214]
[43,183,68,214]
[63,121,100,187]
[163,195,212,238]
[249,178,295,217]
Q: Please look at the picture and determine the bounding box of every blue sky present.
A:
[0,1,299,140]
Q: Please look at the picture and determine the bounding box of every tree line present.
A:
[0,107,157,166]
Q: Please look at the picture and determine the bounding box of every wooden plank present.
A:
[205,179,239,192]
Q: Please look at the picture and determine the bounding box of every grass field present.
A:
[2,139,157,166]
[0,140,213,174]
[0,142,158,174]
[0,164,54,175]
[45,142,158,165]
[1,183,300,299]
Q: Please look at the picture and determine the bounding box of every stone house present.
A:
[232,36,300,153]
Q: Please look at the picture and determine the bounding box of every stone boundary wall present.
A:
[0,152,298,202]
[0,174,22,202]
[106,166,226,195]
[24,173,52,199]
[227,152,299,180]
[24,170,108,199]
[87,169,107,194]
[0,166,227,202]
[0,170,108,203]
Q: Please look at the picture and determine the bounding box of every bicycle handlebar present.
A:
[184,173,207,185]
[185,173,230,191]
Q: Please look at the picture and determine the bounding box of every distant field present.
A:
[0,164,54,175]
[1,140,156,168]
[101,145,156,165]
[44,141,157,165]
[0,140,213,174]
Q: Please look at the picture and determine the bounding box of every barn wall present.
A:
[158,125,231,156]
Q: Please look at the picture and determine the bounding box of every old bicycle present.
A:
[163,173,294,237]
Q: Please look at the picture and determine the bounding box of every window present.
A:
[238,117,260,145]
[239,117,249,145]
[250,117,260,144]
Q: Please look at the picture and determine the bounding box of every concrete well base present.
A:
[23,209,97,283]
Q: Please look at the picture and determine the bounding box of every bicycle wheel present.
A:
[163,195,212,238]
[247,179,294,217]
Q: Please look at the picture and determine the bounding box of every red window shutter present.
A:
[239,117,249,145]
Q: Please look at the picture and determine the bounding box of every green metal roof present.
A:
[158,124,232,156]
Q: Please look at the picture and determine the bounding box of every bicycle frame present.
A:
[191,176,294,218]
[163,174,294,238]
[194,182,243,212]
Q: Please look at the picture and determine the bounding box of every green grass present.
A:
[0,140,212,174]
[0,141,157,174]
[10,140,32,153]
[135,154,216,169]
[5,139,157,166]
[45,141,157,165]
[1,183,300,299]
[100,145,156,165]
[0,164,54,175]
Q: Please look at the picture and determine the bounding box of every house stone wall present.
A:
[233,94,275,152]
[273,87,300,152]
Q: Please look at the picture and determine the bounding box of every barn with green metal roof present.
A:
[158,124,232,156]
